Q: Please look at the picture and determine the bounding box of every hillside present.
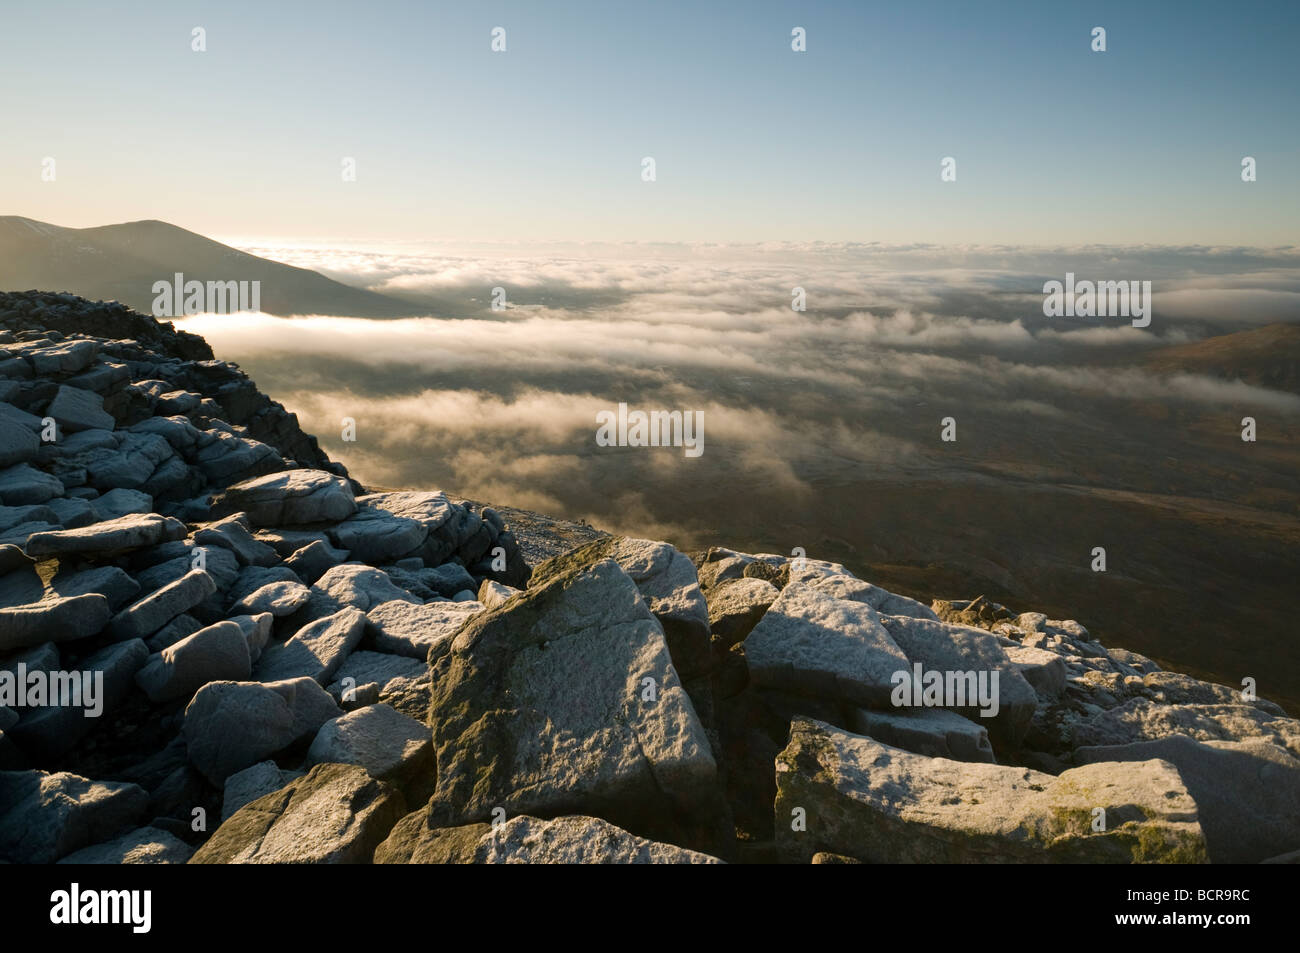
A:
[0,217,425,318]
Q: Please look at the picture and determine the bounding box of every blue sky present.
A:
[1,0,1297,243]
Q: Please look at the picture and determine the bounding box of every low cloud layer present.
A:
[178,244,1300,545]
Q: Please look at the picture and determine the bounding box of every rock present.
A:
[254,607,367,683]
[25,512,186,557]
[367,599,483,659]
[0,769,149,863]
[0,463,65,505]
[56,826,194,864]
[477,579,519,609]
[1141,671,1286,715]
[212,469,356,526]
[189,763,406,864]
[0,543,33,575]
[706,576,779,646]
[182,677,341,785]
[531,537,713,680]
[226,564,301,606]
[0,594,112,651]
[44,495,97,527]
[145,613,203,652]
[46,384,115,432]
[329,503,429,563]
[229,612,274,663]
[231,580,310,617]
[327,650,426,696]
[1075,735,1300,863]
[299,563,420,622]
[7,639,149,760]
[0,418,39,468]
[774,718,1207,863]
[135,620,252,703]
[221,760,301,822]
[108,569,217,642]
[743,581,909,707]
[305,703,434,800]
[850,707,996,763]
[193,515,280,567]
[91,487,153,521]
[879,615,1039,747]
[1005,644,1068,700]
[376,813,723,864]
[790,559,939,620]
[49,564,141,612]
[1071,700,1300,759]
[427,558,720,848]
[284,539,350,585]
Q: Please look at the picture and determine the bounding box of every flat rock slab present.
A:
[56,825,194,864]
[0,593,112,651]
[376,813,723,864]
[298,563,420,623]
[1071,700,1300,760]
[850,707,995,763]
[367,599,483,659]
[789,559,939,621]
[255,606,366,683]
[46,384,115,432]
[743,581,909,707]
[0,463,65,506]
[189,763,406,864]
[135,620,252,704]
[182,677,342,785]
[231,580,311,617]
[108,569,217,642]
[706,576,779,646]
[426,557,719,845]
[26,512,186,558]
[774,718,1207,863]
[1075,735,1300,863]
[212,469,357,526]
[0,769,149,863]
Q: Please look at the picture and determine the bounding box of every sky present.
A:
[2,0,1298,245]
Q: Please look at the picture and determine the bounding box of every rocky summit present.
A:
[0,290,1297,865]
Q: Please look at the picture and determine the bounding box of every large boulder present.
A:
[211,469,357,526]
[0,594,112,651]
[0,769,149,863]
[850,707,995,763]
[46,384,115,432]
[107,569,217,642]
[1075,735,1300,863]
[367,599,482,659]
[773,719,1207,863]
[426,557,722,849]
[25,512,186,558]
[305,703,434,802]
[182,677,342,784]
[189,763,406,864]
[135,620,252,703]
[530,537,713,680]
[375,813,723,864]
[742,581,909,707]
[878,615,1039,747]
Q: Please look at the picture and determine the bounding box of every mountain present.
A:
[1143,323,1300,395]
[0,217,425,318]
